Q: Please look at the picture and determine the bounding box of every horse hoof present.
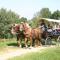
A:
[17,45,21,48]
[20,45,22,48]
[29,46,33,49]
[17,46,19,47]
[28,47,31,49]
[24,47,28,49]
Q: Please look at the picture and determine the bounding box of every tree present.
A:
[0,8,20,38]
[20,17,27,22]
[30,8,52,28]
[35,8,51,18]
[51,10,60,20]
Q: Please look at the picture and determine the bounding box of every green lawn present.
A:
[0,38,57,48]
[0,39,60,60]
[0,38,17,51]
[0,38,30,48]
[0,38,17,47]
[9,47,60,60]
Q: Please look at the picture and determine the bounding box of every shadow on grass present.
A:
[7,42,26,48]
[7,43,17,47]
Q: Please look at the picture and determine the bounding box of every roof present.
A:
[41,18,60,23]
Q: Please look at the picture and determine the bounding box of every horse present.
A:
[22,23,43,47]
[39,25,48,42]
[11,23,43,48]
[31,28,43,47]
[21,23,32,47]
[11,23,25,47]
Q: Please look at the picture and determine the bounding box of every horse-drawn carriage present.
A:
[39,18,60,45]
[42,28,60,45]
[11,19,60,47]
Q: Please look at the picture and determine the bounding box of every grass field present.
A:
[0,38,57,47]
[0,38,60,60]
[0,38,17,52]
[8,47,60,60]
[0,38,58,51]
[0,38,17,47]
[0,38,31,48]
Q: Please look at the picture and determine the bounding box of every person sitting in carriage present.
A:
[47,24,53,32]
[47,24,53,36]
[39,19,48,39]
[39,19,47,32]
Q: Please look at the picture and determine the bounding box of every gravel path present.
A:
[0,46,55,60]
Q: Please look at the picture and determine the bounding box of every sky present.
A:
[0,0,60,19]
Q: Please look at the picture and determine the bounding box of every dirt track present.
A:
[0,46,55,60]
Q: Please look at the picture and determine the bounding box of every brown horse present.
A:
[22,23,32,47]
[11,23,24,47]
[22,23,43,47]
[31,28,43,47]
[11,23,43,47]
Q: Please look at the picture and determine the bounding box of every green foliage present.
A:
[30,17,49,28]
[30,17,39,28]
[0,8,20,38]
[20,17,27,22]
[0,7,60,38]
[0,39,16,48]
[0,8,28,38]
[51,10,60,20]
[30,8,60,28]
[30,8,51,28]
[35,8,51,18]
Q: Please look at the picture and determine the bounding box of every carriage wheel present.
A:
[45,37,52,45]
[56,36,60,46]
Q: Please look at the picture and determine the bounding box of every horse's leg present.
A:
[25,37,28,48]
[38,34,42,46]
[35,39,38,47]
[38,39,42,46]
[19,38,22,48]
[17,34,20,47]
[30,37,32,47]
[32,38,35,47]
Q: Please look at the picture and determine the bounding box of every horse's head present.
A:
[19,23,25,32]
[22,23,31,31]
[11,24,20,35]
